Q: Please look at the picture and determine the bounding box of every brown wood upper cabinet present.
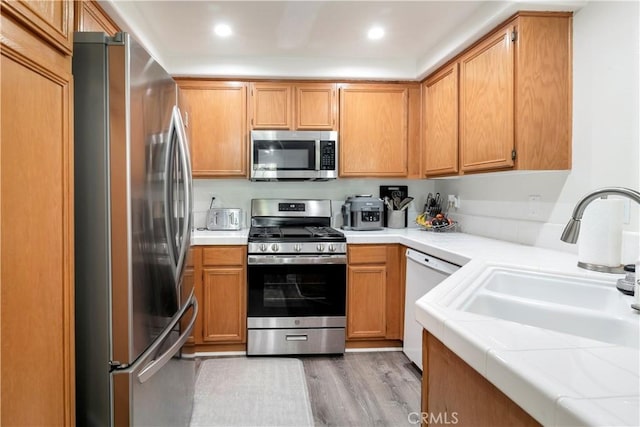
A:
[1,0,73,54]
[250,82,337,130]
[423,12,572,176]
[423,63,459,176]
[347,245,403,341]
[74,0,120,35]
[339,84,410,177]
[177,80,248,177]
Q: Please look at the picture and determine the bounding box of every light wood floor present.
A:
[302,351,422,427]
[194,351,422,426]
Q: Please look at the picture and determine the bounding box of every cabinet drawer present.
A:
[203,246,246,266]
[348,245,387,264]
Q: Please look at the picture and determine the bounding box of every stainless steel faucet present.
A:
[560,187,640,273]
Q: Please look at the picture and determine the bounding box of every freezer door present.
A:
[113,294,198,426]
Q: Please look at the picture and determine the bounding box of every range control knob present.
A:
[328,244,336,252]
[294,244,302,252]
[271,243,279,252]
[259,243,268,252]
[316,244,325,252]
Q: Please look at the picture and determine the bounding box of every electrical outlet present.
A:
[448,195,460,209]
[528,195,541,218]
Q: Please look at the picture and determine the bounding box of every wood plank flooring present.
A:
[194,351,422,427]
[302,351,422,427]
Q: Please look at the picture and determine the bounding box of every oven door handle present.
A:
[248,254,347,265]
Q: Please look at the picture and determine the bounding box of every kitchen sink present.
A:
[457,268,639,347]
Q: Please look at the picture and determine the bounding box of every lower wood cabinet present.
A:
[189,246,247,351]
[422,331,540,426]
[347,244,404,344]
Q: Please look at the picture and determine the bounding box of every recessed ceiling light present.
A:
[367,26,384,40]
[214,23,232,38]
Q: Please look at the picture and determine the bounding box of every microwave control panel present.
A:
[320,141,336,170]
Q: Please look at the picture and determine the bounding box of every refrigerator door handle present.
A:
[172,106,192,284]
[137,297,198,384]
[114,292,197,380]
[163,112,179,279]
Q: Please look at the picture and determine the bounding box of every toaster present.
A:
[341,195,384,231]
[206,208,242,230]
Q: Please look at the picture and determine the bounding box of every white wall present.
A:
[434,1,640,262]
[194,179,434,229]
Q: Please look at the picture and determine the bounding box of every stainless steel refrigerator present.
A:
[73,32,197,426]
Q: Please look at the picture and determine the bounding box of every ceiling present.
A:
[100,0,586,81]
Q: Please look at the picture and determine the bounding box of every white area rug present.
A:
[190,357,314,427]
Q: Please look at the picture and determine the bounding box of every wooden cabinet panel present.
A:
[348,244,387,264]
[192,246,247,347]
[347,265,387,339]
[73,0,119,35]
[515,14,572,170]
[460,24,515,172]
[423,63,459,177]
[202,267,247,343]
[1,11,74,424]
[250,82,292,129]
[178,80,247,177]
[347,244,403,342]
[423,331,540,426]
[385,245,404,340]
[339,84,408,176]
[1,0,73,54]
[203,245,246,266]
[295,83,336,130]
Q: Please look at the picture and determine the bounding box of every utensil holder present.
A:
[387,210,406,229]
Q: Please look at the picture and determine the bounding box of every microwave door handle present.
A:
[163,112,178,278]
[315,139,321,171]
[172,106,192,283]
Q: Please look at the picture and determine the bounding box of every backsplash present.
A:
[192,178,435,229]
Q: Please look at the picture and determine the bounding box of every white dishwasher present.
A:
[403,248,461,370]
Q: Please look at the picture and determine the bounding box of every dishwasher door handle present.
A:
[406,249,460,275]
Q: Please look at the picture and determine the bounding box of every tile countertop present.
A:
[192,227,639,426]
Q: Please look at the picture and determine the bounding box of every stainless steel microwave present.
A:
[250,130,338,181]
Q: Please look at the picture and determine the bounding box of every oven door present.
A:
[251,139,319,180]
[247,254,346,320]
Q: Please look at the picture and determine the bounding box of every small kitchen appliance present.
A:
[206,208,242,230]
[247,199,346,355]
[341,195,384,230]
[250,130,338,181]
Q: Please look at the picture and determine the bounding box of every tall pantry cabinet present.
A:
[1,0,75,425]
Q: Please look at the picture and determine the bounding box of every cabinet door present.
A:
[250,82,292,129]
[339,84,408,176]
[178,81,247,177]
[295,83,337,130]
[202,267,247,343]
[347,265,387,339]
[1,14,74,425]
[460,24,515,172]
[1,0,73,54]
[424,63,459,177]
[73,0,120,35]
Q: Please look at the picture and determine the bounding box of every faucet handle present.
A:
[616,264,636,295]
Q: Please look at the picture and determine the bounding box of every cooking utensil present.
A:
[424,193,433,214]
[383,196,394,211]
[398,196,414,211]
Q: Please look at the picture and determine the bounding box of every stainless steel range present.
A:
[247,199,346,355]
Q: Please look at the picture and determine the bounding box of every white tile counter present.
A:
[193,227,639,426]
[191,228,249,245]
